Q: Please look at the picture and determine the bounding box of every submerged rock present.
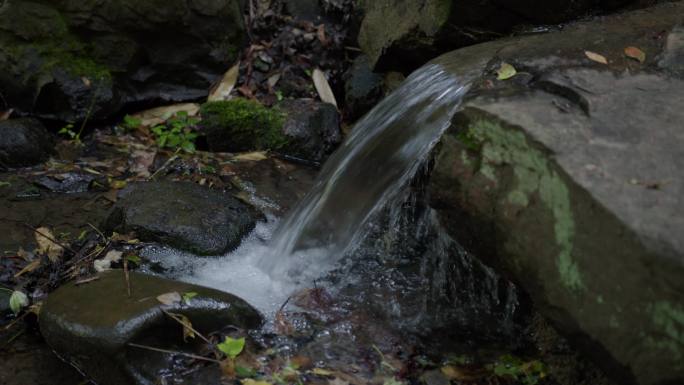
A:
[356,0,647,70]
[39,271,261,385]
[0,0,244,122]
[201,98,341,163]
[104,181,258,255]
[428,3,684,385]
[0,118,55,169]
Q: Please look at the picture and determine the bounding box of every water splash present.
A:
[259,64,474,283]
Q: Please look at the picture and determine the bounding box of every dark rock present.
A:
[0,290,10,315]
[104,181,258,255]
[428,4,684,385]
[0,0,244,122]
[0,118,55,169]
[39,271,261,385]
[35,173,94,193]
[284,0,323,22]
[201,98,341,163]
[356,0,648,71]
[279,98,342,163]
[343,55,384,120]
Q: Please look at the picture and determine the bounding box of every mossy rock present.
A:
[201,98,342,163]
[200,99,288,152]
[0,0,245,122]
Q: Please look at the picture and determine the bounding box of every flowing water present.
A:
[143,61,523,344]
[259,64,473,283]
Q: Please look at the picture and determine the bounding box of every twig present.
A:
[3,311,30,331]
[74,276,99,285]
[127,343,221,363]
[22,223,76,255]
[161,309,213,346]
[87,222,107,242]
[148,152,179,181]
[123,257,131,297]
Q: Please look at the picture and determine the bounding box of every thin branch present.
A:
[161,309,213,346]
[123,257,131,297]
[127,343,220,363]
[23,223,76,255]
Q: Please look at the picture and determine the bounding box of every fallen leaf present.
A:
[103,250,123,263]
[328,378,351,385]
[496,62,517,80]
[440,365,485,381]
[624,46,646,63]
[208,61,240,101]
[9,291,29,314]
[218,336,245,359]
[275,309,294,335]
[232,151,268,162]
[312,68,338,107]
[585,50,608,64]
[110,180,127,189]
[35,227,64,263]
[81,77,92,87]
[267,73,281,88]
[241,380,272,385]
[14,259,40,278]
[129,149,156,178]
[317,24,329,46]
[157,292,182,305]
[182,291,198,303]
[0,109,13,120]
[131,103,200,127]
[312,368,334,376]
[174,313,196,341]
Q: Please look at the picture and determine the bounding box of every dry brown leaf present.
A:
[0,109,13,121]
[267,73,281,88]
[175,313,196,341]
[35,227,63,263]
[131,103,200,127]
[208,61,240,102]
[157,292,182,305]
[440,365,486,381]
[275,309,295,335]
[232,151,268,162]
[585,51,608,64]
[312,68,338,108]
[14,259,41,278]
[624,46,646,63]
[129,149,156,178]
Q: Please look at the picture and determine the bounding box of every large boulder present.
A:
[356,0,653,71]
[104,181,258,255]
[428,3,684,385]
[39,271,261,385]
[0,0,244,122]
[0,118,54,168]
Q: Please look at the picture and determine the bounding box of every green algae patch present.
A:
[463,118,584,293]
[647,301,684,366]
[200,99,288,152]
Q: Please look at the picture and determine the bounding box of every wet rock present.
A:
[0,290,10,315]
[201,98,341,163]
[284,0,324,22]
[356,0,643,71]
[0,118,55,169]
[35,173,95,194]
[39,271,261,385]
[104,181,258,255]
[428,4,684,385]
[343,55,384,120]
[0,0,244,122]
[279,98,342,163]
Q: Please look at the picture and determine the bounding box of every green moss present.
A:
[647,301,684,366]
[466,118,584,293]
[200,99,287,151]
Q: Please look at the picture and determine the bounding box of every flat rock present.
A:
[428,3,684,385]
[39,271,261,385]
[0,118,55,169]
[104,181,258,255]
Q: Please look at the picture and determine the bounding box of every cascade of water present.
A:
[259,63,475,283]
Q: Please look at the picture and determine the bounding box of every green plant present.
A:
[58,123,80,142]
[151,111,199,153]
[218,336,245,359]
[489,355,546,385]
[120,115,142,132]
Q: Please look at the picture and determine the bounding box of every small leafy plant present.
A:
[151,111,199,153]
[58,123,83,144]
[120,115,143,132]
[490,355,546,385]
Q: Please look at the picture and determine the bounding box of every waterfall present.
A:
[259,63,474,283]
